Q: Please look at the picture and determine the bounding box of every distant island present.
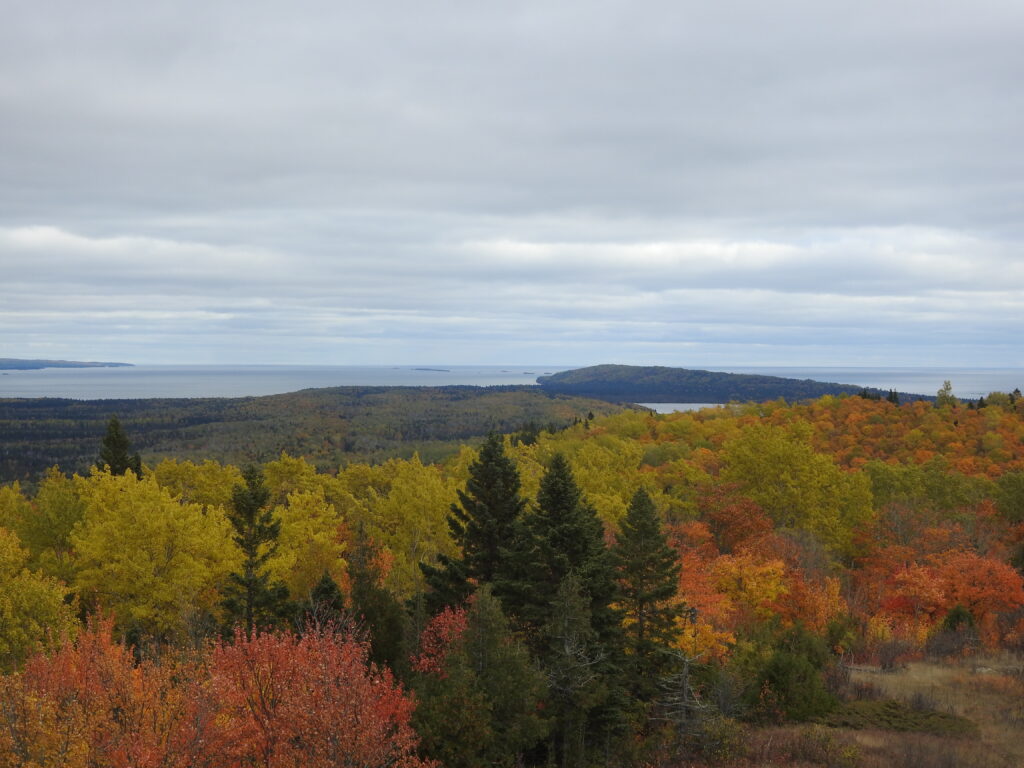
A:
[537,364,928,403]
[0,358,133,371]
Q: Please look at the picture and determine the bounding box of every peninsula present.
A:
[0,358,133,370]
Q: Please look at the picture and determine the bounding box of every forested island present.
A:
[2,388,1024,766]
[538,364,925,404]
[0,358,133,370]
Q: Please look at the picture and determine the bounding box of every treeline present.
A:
[0,385,622,482]
[537,364,929,404]
[2,390,1024,766]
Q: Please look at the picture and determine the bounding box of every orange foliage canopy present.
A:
[0,619,432,768]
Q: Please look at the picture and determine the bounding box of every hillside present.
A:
[537,363,926,403]
[0,385,622,482]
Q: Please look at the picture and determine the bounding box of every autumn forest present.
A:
[2,388,1024,767]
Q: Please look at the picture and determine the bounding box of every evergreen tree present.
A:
[412,586,549,768]
[302,570,346,629]
[494,454,628,764]
[221,467,292,638]
[887,389,900,405]
[349,528,411,677]
[542,572,609,768]
[612,488,682,702]
[421,433,526,612]
[97,415,142,476]
[495,453,618,644]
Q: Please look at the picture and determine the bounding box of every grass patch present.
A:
[820,699,978,738]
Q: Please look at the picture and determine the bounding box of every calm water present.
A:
[0,365,561,399]
[0,364,1020,401]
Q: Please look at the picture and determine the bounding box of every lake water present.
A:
[0,364,1020,401]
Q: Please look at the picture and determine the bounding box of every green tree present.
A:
[413,587,549,768]
[495,454,619,644]
[221,467,292,638]
[348,529,410,676]
[612,488,682,702]
[96,415,142,476]
[494,454,627,765]
[422,433,526,612]
[301,570,346,630]
[935,380,959,408]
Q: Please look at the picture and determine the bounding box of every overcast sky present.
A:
[2,0,1022,367]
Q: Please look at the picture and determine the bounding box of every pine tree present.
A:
[422,433,526,612]
[612,488,682,702]
[221,467,292,638]
[97,415,142,476]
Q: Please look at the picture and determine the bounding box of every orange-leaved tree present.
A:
[209,626,433,768]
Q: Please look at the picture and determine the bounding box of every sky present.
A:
[2,0,1023,367]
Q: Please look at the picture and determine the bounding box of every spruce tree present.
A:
[495,453,618,644]
[612,488,682,702]
[422,433,526,612]
[97,415,142,476]
[221,467,292,638]
[494,453,628,765]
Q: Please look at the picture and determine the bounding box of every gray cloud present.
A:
[1,0,1022,366]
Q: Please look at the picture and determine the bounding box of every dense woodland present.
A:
[536,364,926,404]
[0,386,622,482]
[2,386,1024,766]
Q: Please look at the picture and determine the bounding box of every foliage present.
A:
[0,528,77,672]
[412,588,548,768]
[0,386,620,483]
[72,469,235,643]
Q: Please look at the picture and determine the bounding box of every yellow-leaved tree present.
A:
[266,488,348,602]
[71,469,237,642]
[722,423,873,554]
[0,527,77,671]
[151,458,244,509]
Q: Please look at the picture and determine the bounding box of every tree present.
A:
[494,454,627,765]
[302,571,347,630]
[412,587,548,768]
[0,528,77,672]
[935,380,959,409]
[72,469,235,644]
[612,488,682,702]
[210,627,431,768]
[422,433,526,612]
[221,468,292,639]
[348,529,410,676]
[96,415,142,476]
[495,454,619,644]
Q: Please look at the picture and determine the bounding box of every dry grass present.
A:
[652,654,1024,767]
[847,652,1024,767]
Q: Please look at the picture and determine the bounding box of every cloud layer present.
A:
[2,1,1022,366]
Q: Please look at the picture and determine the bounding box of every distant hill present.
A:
[537,364,928,404]
[0,358,132,370]
[0,385,623,482]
